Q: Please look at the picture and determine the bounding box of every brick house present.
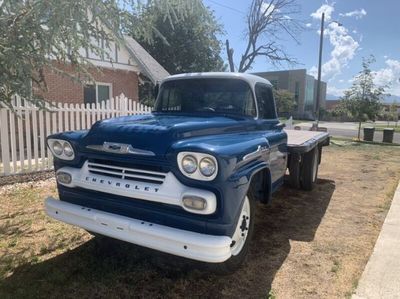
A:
[41,36,169,104]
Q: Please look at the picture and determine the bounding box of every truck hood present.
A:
[81,113,257,156]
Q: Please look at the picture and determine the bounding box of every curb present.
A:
[330,137,400,146]
[353,181,400,299]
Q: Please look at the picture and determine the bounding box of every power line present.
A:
[205,0,246,15]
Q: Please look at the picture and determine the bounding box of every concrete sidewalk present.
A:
[353,181,400,299]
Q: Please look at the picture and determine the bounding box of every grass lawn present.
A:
[1,144,400,298]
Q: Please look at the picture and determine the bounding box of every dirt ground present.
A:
[0,143,399,299]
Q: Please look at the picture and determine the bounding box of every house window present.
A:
[84,83,112,104]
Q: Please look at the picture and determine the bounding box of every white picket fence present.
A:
[0,94,152,176]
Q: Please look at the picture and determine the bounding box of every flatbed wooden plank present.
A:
[284,129,329,153]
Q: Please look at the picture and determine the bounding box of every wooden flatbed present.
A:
[285,129,330,154]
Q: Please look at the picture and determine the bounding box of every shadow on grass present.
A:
[0,179,335,298]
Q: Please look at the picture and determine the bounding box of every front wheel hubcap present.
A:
[230,196,251,256]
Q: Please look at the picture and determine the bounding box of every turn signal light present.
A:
[56,171,72,185]
[182,196,207,211]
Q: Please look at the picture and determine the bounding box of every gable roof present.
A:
[124,36,170,84]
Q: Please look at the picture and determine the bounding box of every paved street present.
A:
[295,122,400,144]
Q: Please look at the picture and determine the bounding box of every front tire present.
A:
[214,195,255,273]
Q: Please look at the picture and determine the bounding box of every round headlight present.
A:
[52,141,63,156]
[199,157,216,177]
[63,142,74,157]
[182,155,197,174]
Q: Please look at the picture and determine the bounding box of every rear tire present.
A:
[300,147,319,191]
[289,153,301,189]
[213,194,255,273]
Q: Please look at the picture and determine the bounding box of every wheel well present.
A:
[248,168,271,204]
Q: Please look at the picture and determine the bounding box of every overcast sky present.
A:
[204,0,400,99]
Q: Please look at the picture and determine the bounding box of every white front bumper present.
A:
[45,198,232,263]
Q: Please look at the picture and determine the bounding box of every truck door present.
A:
[254,83,288,184]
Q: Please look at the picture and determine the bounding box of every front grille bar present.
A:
[87,162,167,185]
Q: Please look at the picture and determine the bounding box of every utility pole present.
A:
[315,12,325,123]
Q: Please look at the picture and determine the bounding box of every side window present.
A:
[255,83,277,119]
[159,85,183,111]
[84,83,112,105]
[84,85,96,105]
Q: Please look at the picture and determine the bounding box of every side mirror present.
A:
[153,83,160,99]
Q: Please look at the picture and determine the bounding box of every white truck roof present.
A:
[162,72,272,87]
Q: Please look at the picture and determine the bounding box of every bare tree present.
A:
[226,0,302,73]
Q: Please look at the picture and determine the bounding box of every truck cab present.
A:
[45,73,328,269]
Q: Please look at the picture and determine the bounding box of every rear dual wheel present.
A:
[300,147,319,191]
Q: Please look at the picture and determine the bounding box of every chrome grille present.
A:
[87,161,167,185]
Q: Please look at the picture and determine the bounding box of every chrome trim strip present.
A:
[242,145,269,161]
[86,142,155,156]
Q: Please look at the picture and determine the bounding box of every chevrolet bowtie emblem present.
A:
[103,142,131,153]
[86,142,155,156]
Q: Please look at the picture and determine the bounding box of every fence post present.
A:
[15,96,25,172]
[38,104,45,170]
[75,103,81,130]
[57,102,63,133]
[85,102,90,129]
[63,102,69,132]
[32,103,39,170]
[0,108,11,175]
[69,103,75,131]
[9,102,17,172]
[45,102,52,169]
[80,103,86,130]
[25,101,32,171]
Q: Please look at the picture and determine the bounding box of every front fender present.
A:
[167,132,272,236]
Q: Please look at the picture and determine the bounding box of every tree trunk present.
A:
[358,121,362,140]
[226,39,235,72]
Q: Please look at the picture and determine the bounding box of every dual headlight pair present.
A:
[47,139,75,160]
[177,152,218,181]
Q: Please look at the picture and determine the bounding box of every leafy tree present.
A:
[338,56,386,139]
[381,102,399,126]
[128,0,225,74]
[0,0,188,108]
[0,0,122,107]
[273,89,296,114]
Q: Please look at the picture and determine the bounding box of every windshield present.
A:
[154,78,257,117]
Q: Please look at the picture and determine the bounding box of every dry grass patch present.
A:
[0,179,90,280]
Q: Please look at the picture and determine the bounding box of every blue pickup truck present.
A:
[45,73,329,270]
